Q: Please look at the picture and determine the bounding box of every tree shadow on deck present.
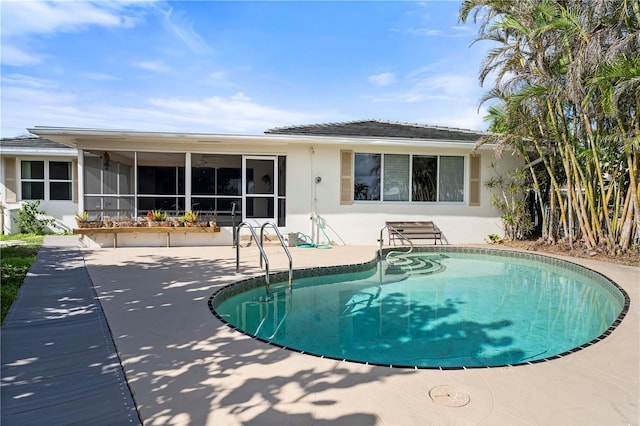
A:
[83,248,525,425]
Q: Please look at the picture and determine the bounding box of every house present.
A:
[2,120,520,246]
[1,136,78,234]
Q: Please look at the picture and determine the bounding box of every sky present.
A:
[1,0,493,138]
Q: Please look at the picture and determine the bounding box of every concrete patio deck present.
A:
[79,239,639,425]
[2,235,637,425]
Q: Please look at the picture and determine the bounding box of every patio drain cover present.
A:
[429,385,471,407]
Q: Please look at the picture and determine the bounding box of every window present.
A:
[383,154,410,201]
[412,156,437,202]
[49,161,72,200]
[21,161,44,200]
[354,153,381,200]
[438,156,464,202]
[351,153,466,203]
[20,160,73,201]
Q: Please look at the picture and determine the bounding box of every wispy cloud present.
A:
[407,28,444,36]
[406,24,475,38]
[79,72,119,81]
[1,78,325,136]
[371,72,478,104]
[209,71,227,80]
[2,73,58,89]
[160,6,210,55]
[1,1,145,38]
[1,1,152,69]
[132,61,171,72]
[1,45,45,66]
[368,72,396,87]
[148,92,319,132]
[410,73,477,97]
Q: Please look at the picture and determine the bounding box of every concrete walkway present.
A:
[2,236,638,425]
[1,236,140,425]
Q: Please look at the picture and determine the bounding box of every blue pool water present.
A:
[211,249,627,368]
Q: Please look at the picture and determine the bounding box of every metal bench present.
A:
[385,221,443,245]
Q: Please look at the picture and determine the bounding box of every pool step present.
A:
[385,255,446,276]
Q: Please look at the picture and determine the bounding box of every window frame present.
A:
[19,159,73,201]
[49,161,73,201]
[352,152,467,204]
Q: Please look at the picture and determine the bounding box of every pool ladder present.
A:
[379,224,414,263]
[235,221,293,293]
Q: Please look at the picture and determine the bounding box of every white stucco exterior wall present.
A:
[282,141,522,245]
[1,151,78,235]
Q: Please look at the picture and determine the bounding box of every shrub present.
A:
[17,200,55,235]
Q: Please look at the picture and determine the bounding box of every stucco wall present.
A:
[282,142,522,245]
[1,154,78,235]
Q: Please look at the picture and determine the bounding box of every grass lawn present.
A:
[1,234,43,324]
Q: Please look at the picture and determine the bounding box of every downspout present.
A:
[310,146,317,244]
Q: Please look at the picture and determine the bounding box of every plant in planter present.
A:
[180,210,199,227]
[147,210,167,226]
[75,211,89,228]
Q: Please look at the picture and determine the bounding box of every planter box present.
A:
[73,226,221,248]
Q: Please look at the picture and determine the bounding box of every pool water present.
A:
[212,251,626,368]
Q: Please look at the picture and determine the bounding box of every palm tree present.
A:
[460,0,639,252]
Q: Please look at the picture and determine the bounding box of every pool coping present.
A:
[208,246,630,370]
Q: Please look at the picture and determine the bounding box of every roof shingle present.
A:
[0,136,71,150]
[265,119,486,142]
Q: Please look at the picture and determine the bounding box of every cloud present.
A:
[1,1,152,69]
[147,92,320,132]
[80,72,119,81]
[1,45,45,66]
[132,61,171,72]
[406,24,475,38]
[2,73,58,89]
[368,72,396,87]
[407,28,444,37]
[0,1,144,38]
[416,105,487,131]
[160,6,210,55]
[209,71,227,80]
[411,73,477,97]
[0,78,326,136]
[370,72,478,104]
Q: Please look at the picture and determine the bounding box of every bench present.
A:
[385,221,443,245]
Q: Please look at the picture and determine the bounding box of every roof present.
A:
[265,119,487,142]
[1,136,72,150]
[27,120,494,150]
[1,136,78,156]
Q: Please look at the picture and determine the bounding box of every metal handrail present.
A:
[236,222,271,292]
[379,224,413,262]
[260,222,293,288]
[266,288,293,339]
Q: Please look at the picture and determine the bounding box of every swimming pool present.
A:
[209,247,629,369]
